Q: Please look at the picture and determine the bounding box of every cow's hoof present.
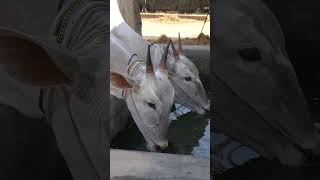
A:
[147,141,168,153]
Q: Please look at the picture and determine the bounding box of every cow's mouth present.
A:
[170,79,209,114]
[127,92,169,152]
[147,139,169,152]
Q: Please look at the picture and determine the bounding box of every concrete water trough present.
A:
[110,149,210,180]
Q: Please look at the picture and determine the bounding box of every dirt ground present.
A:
[141,13,210,45]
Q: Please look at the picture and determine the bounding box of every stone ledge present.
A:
[110,149,210,180]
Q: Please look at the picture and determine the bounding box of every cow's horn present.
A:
[146,44,154,74]
[178,32,183,53]
[159,39,171,70]
[170,39,180,60]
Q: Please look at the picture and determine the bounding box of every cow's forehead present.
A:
[215,4,270,50]
[216,0,287,53]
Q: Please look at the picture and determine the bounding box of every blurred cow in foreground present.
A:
[213,0,320,166]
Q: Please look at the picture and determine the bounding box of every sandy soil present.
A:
[141,13,210,41]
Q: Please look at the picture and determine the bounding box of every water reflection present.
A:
[192,120,210,158]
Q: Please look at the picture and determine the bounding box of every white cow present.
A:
[110,0,209,114]
[0,1,108,179]
[110,33,174,151]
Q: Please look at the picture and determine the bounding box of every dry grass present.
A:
[148,33,210,45]
[155,34,171,43]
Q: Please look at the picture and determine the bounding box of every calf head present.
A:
[111,42,174,152]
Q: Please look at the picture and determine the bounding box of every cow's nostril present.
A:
[158,141,169,151]
[154,145,162,152]
[203,103,210,112]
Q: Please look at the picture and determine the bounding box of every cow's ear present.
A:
[110,71,136,89]
[0,35,70,86]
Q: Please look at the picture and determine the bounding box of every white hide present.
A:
[110,33,175,151]
[110,0,209,114]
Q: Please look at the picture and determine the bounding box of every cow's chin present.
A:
[147,139,169,153]
[194,106,207,115]
[176,94,210,115]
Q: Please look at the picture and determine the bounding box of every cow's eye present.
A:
[184,76,192,81]
[147,102,156,110]
[238,47,261,61]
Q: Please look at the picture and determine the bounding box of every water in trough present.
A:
[111,103,210,158]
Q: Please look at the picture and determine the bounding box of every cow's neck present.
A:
[112,23,149,60]
[126,58,145,82]
[122,60,145,100]
[110,47,138,73]
[111,56,146,100]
